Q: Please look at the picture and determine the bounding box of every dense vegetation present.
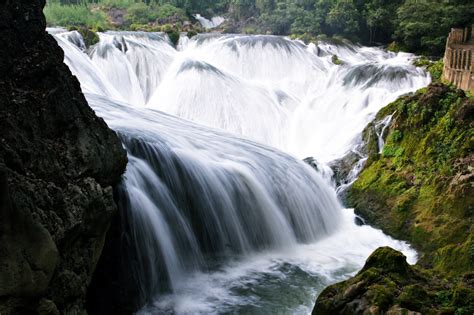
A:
[45,0,473,55]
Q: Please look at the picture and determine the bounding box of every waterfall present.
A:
[194,14,225,29]
[51,30,426,313]
[375,112,396,153]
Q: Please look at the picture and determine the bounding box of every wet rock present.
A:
[303,156,319,171]
[328,151,362,187]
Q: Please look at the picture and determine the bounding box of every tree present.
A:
[327,0,361,39]
[364,0,403,43]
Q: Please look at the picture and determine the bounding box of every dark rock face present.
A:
[86,191,142,315]
[0,0,127,313]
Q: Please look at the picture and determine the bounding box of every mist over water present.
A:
[51,30,428,314]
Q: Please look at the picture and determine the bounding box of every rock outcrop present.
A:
[314,247,474,314]
[347,83,473,274]
[314,84,473,314]
[0,0,127,313]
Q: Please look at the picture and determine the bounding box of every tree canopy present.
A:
[51,0,474,55]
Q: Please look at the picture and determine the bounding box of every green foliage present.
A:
[94,0,136,9]
[125,3,186,25]
[414,57,444,81]
[428,59,444,82]
[165,29,180,46]
[155,4,186,21]
[331,54,343,65]
[327,1,360,40]
[390,129,402,142]
[76,26,100,46]
[365,0,404,44]
[382,144,404,158]
[45,0,474,56]
[44,2,109,28]
[395,0,474,55]
[127,2,152,24]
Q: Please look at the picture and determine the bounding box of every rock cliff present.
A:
[0,0,127,313]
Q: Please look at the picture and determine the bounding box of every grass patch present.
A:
[44,2,109,28]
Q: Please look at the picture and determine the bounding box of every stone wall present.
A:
[442,26,474,93]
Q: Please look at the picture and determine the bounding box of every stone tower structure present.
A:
[442,25,474,93]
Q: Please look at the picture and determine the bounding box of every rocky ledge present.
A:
[0,0,127,313]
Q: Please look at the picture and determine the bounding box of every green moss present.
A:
[366,284,395,310]
[382,144,404,158]
[78,27,100,47]
[393,188,417,213]
[165,30,180,47]
[397,284,430,311]
[433,236,474,275]
[331,54,343,65]
[363,247,410,275]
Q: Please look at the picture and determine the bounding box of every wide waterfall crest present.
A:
[52,30,429,156]
[50,29,422,313]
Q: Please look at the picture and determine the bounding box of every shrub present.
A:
[126,2,155,25]
[156,4,186,21]
[331,54,343,65]
[165,30,180,47]
[44,2,109,29]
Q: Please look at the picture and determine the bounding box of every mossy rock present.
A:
[362,247,410,275]
[165,30,180,47]
[347,83,474,275]
[314,247,474,314]
[76,27,100,48]
[319,83,474,314]
[331,54,343,65]
[397,284,430,311]
[187,30,197,38]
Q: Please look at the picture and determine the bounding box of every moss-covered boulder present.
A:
[314,247,474,314]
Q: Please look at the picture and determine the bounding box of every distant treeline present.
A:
[48,0,474,55]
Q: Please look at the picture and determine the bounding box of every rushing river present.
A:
[50,29,429,314]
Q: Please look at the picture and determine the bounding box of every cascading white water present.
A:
[51,30,428,313]
[194,14,225,29]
